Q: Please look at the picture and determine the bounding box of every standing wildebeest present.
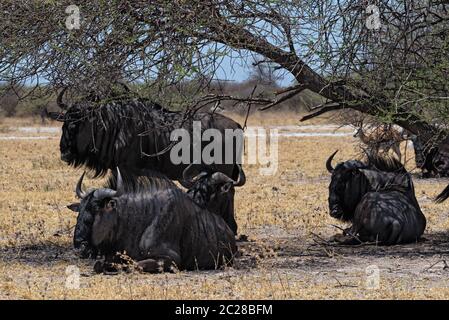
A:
[69,169,237,273]
[51,89,245,234]
[326,151,426,245]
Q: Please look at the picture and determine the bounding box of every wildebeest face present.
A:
[60,119,80,163]
[68,191,95,248]
[328,167,366,221]
[60,107,93,164]
[326,151,367,221]
[68,170,124,255]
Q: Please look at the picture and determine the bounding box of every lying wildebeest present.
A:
[51,89,245,235]
[182,163,245,233]
[68,169,177,258]
[68,168,237,273]
[326,150,426,245]
[69,166,244,258]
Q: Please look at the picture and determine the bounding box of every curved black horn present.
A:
[115,167,124,197]
[326,150,338,173]
[182,164,206,183]
[57,87,68,110]
[76,172,87,199]
[233,165,246,186]
[210,166,245,187]
[210,172,235,185]
[93,188,117,199]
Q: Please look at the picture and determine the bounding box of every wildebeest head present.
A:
[68,169,125,255]
[49,89,99,167]
[183,164,245,217]
[50,87,146,177]
[326,150,368,221]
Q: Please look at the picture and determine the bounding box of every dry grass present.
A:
[1,113,449,299]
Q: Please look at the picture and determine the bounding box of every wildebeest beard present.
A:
[328,154,417,222]
[58,98,244,181]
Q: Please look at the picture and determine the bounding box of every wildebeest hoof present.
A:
[237,234,249,242]
[78,242,97,259]
[93,261,104,274]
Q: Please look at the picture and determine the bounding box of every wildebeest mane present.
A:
[105,169,177,195]
[366,154,406,174]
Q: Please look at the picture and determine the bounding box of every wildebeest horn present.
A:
[115,167,124,197]
[182,164,207,184]
[326,150,338,173]
[76,172,87,199]
[57,87,68,110]
[233,165,246,186]
[93,168,124,199]
[210,172,235,185]
[210,165,246,187]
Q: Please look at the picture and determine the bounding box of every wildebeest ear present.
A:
[220,182,233,193]
[67,203,80,212]
[106,199,117,210]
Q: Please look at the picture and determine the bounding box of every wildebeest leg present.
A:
[226,188,238,235]
[383,219,402,245]
[94,253,121,274]
[138,207,183,272]
[137,256,177,273]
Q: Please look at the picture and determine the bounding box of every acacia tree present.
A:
[1,1,449,139]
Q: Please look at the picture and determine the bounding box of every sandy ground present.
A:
[1,115,449,299]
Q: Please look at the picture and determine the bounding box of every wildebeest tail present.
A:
[435,184,449,203]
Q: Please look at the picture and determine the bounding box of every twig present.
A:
[424,259,449,272]
[333,276,358,288]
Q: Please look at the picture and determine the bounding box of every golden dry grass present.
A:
[1,113,449,299]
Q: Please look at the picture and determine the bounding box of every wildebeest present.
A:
[68,168,237,273]
[326,151,426,245]
[68,169,177,258]
[51,88,245,235]
[409,134,449,178]
[182,164,245,233]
